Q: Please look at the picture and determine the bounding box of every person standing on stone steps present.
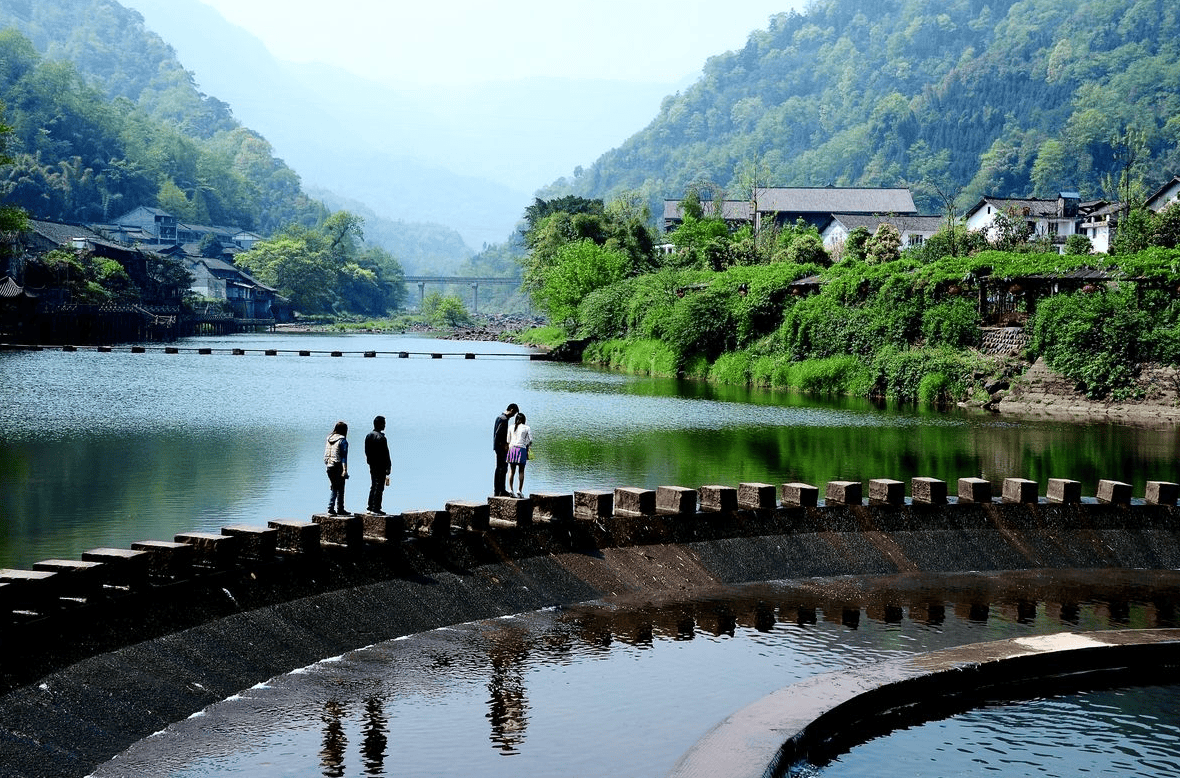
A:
[365,415,392,515]
[506,412,532,498]
[324,420,350,516]
[493,402,519,497]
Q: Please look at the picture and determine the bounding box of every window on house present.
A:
[1048,222,1059,235]
[908,234,924,246]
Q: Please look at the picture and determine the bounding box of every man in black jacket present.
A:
[365,415,392,514]
[493,403,519,497]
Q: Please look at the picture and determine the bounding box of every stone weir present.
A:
[2,475,1180,778]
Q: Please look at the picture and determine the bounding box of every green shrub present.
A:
[681,354,710,379]
[921,298,980,348]
[1029,288,1153,399]
[665,287,735,362]
[515,325,567,349]
[871,347,977,402]
[583,338,678,376]
[579,281,632,340]
[750,355,787,387]
[709,350,754,385]
[917,372,952,405]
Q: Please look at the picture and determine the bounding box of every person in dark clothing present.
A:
[492,403,519,497]
[365,415,392,514]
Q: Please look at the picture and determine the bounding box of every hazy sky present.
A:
[191,0,805,85]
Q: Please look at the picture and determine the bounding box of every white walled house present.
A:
[1145,176,1180,213]
[821,213,946,252]
[1079,202,1122,253]
[964,193,1105,252]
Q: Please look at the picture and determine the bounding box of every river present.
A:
[2,331,1179,569]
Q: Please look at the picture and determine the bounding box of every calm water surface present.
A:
[809,684,1180,777]
[2,332,1178,569]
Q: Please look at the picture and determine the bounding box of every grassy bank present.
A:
[582,337,999,404]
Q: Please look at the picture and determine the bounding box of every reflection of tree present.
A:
[485,626,530,754]
[698,603,736,637]
[320,700,347,778]
[361,696,388,776]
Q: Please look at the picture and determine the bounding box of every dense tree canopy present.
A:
[237,212,406,315]
[0,0,332,232]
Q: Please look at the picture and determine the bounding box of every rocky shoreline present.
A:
[995,358,1180,426]
[274,313,545,341]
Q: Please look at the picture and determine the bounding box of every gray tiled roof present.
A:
[0,276,30,298]
[827,213,946,232]
[754,187,917,214]
[27,219,129,252]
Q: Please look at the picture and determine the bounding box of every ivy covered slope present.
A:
[0,1,324,232]
[520,192,1180,405]
[539,0,1180,212]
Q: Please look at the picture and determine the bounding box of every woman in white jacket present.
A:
[505,412,533,498]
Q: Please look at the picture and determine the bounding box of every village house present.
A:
[963,192,1110,252]
[181,254,285,321]
[98,206,281,320]
[1078,202,1122,253]
[820,213,947,252]
[104,207,262,253]
[664,186,919,234]
[16,219,188,305]
[1146,175,1180,213]
[105,205,178,244]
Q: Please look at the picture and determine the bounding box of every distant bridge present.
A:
[403,276,522,313]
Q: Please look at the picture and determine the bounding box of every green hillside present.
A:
[0,0,470,272]
[539,0,1180,214]
[0,0,327,231]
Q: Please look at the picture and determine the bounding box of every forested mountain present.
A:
[0,0,470,267]
[538,0,1180,215]
[0,0,325,232]
[308,188,473,276]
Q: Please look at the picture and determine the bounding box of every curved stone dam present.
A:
[2,476,1180,777]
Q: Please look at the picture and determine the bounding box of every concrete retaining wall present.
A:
[1,475,1179,777]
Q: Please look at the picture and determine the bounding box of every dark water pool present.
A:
[806,684,1180,778]
[91,571,1180,778]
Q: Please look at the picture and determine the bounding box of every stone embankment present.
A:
[3,475,1180,777]
[996,357,1180,423]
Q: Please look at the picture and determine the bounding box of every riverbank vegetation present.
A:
[521,193,1180,404]
[235,212,407,316]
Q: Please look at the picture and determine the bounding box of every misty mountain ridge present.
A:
[120,0,680,250]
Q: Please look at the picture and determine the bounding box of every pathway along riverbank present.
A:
[3,479,1180,777]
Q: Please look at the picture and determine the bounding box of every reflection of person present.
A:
[492,403,518,497]
[365,415,391,515]
[324,420,350,516]
[506,412,532,498]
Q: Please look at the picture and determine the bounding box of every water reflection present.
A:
[361,697,387,777]
[485,624,531,754]
[319,700,347,778]
[90,571,1180,778]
